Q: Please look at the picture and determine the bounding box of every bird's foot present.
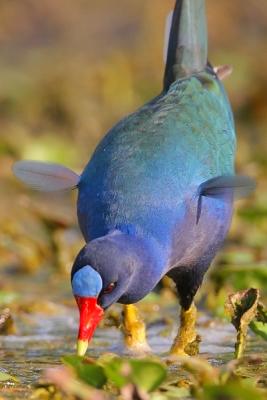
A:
[169,303,200,358]
[122,304,151,355]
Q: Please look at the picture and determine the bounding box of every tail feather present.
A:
[163,11,174,65]
[13,160,80,192]
[164,0,208,90]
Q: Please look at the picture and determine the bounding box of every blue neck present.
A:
[115,232,167,303]
[72,230,167,304]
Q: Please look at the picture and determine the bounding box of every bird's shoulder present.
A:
[81,72,235,184]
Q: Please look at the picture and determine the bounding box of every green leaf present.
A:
[103,358,166,392]
[62,355,107,389]
[103,358,128,388]
[0,371,19,383]
[76,364,106,389]
[96,352,118,367]
[130,360,166,392]
[250,302,267,340]
[250,321,267,340]
[63,355,84,369]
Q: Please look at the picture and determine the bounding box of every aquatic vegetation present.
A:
[250,302,267,341]
[32,354,267,400]
[0,371,19,383]
[225,288,261,358]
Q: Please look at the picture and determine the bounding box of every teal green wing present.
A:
[79,73,236,241]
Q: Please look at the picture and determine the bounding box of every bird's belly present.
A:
[168,195,233,272]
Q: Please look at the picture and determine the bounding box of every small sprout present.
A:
[225,288,260,358]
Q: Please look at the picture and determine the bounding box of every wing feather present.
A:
[13,160,80,192]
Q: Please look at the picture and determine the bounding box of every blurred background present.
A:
[0,0,267,307]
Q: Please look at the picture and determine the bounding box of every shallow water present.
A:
[0,273,267,398]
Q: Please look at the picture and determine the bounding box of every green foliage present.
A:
[182,357,267,400]
[0,371,19,383]
[0,291,19,305]
[57,292,267,399]
[104,358,166,392]
[130,360,167,392]
[250,302,267,341]
[211,264,267,292]
[102,358,129,389]
[250,321,267,340]
[59,351,267,400]
[62,355,107,388]
[199,382,266,400]
[63,355,166,394]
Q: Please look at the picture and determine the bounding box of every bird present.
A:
[13,0,255,358]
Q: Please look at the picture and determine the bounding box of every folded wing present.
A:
[197,175,256,223]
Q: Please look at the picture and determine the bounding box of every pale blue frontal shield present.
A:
[72,265,103,297]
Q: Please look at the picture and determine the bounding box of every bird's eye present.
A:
[103,282,116,294]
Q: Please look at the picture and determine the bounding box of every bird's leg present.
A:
[122,304,151,353]
[170,302,200,356]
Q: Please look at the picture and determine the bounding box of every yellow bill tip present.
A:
[77,339,88,357]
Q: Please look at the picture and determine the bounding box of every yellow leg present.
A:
[122,304,151,353]
[170,303,200,357]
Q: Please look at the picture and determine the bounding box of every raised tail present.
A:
[164,0,208,91]
[13,160,80,191]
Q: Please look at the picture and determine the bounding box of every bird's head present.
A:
[71,231,141,356]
